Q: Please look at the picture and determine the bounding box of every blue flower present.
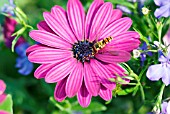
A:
[154,0,170,18]
[139,42,152,66]
[116,0,146,15]
[15,43,34,76]
[161,101,170,114]
[146,52,170,86]
[1,0,15,16]
[116,5,132,14]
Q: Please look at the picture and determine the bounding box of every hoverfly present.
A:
[92,35,130,63]
[92,36,113,55]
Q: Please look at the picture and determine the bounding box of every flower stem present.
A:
[133,73,145,101]
[139,83,145,101]
[50,97,64,111]
[156,21,163,46]
[152,83,166,112]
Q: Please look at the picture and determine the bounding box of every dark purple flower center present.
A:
[72,40,94,63]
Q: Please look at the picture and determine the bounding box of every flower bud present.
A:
[142,7,150,15]
[133,49,141,58]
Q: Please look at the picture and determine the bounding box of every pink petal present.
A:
[0,94,7,104]
[54,77,67,102]
[84,63,100,96]
[107,63,125,77]
[77,82,92,107]
[29,30,72,49]
[0,111,9,114]
[67,0,85,41]
[108,9,123,25]
[99,85,112,101]
[28,47,72,64]
[90,59,116,90]
[26,44,46,56]
[89,2,113,42]
[45,58,77,83]
[105,63,130,83]
[43,12,75,44]
[109,31,140,48]
[99,17,132,40]
[0,80,6,95]
[66,61,83,97]
[85,0,104,39]
[108,40,140,52]
[95,50,131,63]
[37,21,55,34]
[110,31,140,43]
[34,64,57,79]
[50,6,77,43]
[111,41,140,52]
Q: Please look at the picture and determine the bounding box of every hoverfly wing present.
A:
[96,50,131,63]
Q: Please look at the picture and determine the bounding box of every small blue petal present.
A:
[140,54,146,62]
[140,42,147,50]
[15,43,29,57]
[18,61,33,76]
[158,50,164,57]
[15,43,34,76]
[15,57,25,68]
[147,51,153,57]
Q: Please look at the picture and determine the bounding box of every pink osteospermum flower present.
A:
[27,0,140,107]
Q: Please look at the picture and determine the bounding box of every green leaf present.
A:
[15,7,28,21]
[72,102,107,113]
[87,102,107,112]
[49,97,65,111]
[122,76,135,80]
[11,35,20,52]
[11,27,26,52]
[0,94,13,114]
[132,86,139,96]
[105,100,112,105]
[14,7,28,24]
[133,27,150,45]
[117,86,138,96]
[11,27,26,37]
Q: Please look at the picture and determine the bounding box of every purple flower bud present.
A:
[3,17,25,48]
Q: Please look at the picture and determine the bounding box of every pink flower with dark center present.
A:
[27,0,140,107]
